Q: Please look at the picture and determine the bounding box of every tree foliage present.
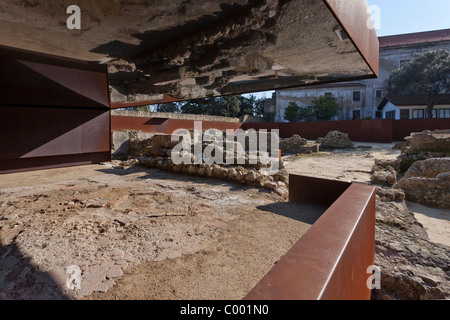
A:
[178,95,265,117]
[388,49,450,118]
[126,94,266,118]
[284,95,342,122]
[284,101,301,122]
[155,103,180,113]
[311,95,342,121]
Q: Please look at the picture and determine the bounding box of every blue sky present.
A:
[367,0,450,36]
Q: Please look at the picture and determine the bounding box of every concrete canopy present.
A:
[0,0,379,106]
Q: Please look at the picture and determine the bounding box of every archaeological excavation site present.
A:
[1,0,449,302]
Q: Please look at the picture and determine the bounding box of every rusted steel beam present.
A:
[245,175,376,300]
[323,0,380,77]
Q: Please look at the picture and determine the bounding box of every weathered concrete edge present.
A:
[111,110,241,123]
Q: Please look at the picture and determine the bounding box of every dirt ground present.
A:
[0,163,324,300]
[1,142,448,300]
[283,142,401,183]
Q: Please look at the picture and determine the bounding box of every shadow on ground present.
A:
[95,165,263,193]
[256,201,326,225]
[0,243,71,300]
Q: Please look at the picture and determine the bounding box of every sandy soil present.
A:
[406,201,450,247]
[0,164,324,300]
[283,142,400,184]
[1,142,448,300]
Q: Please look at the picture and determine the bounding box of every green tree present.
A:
[180,98,214,115]
[283,101,301,122]
[311,95,342,121]
[238,95,256,117]
[221,96,240,117]
[155,102,180,113]
[298,105,314,121]
[128,105,152,112]
[179,95,266,118]
[388,49,450,118]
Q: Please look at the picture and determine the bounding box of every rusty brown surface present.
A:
[0,45,109,109]
[242,119,450,143]
[323,0,380,77]
[0,152,111,174]
[0,45,110,174]
[289,175,351,207]
[245,175,376,300]
[111,116,242,134]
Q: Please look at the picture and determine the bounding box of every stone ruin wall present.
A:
[122,131,290,199]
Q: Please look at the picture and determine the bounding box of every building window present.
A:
[400,110,410,120]
[376,90,382,98]
[353,110,361,120]
[353,91,361,102]
[375,111,382,119]
[438,109,450,118]
[412,109,425,119]
[400,60,411,68]
[325,92,332,97]
[385,111,396,119]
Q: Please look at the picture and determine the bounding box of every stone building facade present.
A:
[268,29,450,122]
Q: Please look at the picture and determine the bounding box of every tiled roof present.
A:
[379,29,450,48]
[378,95,450,110]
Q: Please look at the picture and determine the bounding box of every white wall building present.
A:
[378,95,450,120]
[270,29,450,122]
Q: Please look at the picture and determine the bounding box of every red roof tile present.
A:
[379,29,450,48]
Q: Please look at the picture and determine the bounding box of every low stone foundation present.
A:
[136,156,289,199]
[124,132,290,199]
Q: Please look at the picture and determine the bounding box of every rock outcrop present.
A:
[371,159,398,187]
[370,150,450,300]
[319,131,354,149]
[374,199,450,300]
[394,158,450,209]
[397,130,450,172]
[279,135,320,154]
[405,130,450,154]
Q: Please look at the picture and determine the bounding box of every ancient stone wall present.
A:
[126,133,289,198]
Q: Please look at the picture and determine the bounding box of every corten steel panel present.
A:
[0,45,111,174]
[112,116,243,134]
[0,107,110,160]
[0,45,109,109]
[111,116,154,132]
[240,123,281,132]
[289,175,351,207]
[245,175,376,300]
[243,121,363,141]
[361,119,393,143]
[0,152,111,174]
[279,121,363,141]
[323,0,380,77]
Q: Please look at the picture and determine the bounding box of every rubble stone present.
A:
[373,200,450,300]
[320,131,354,149]
[405,130,450,154]
[394,159,450,209]
[370,159,398,187]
